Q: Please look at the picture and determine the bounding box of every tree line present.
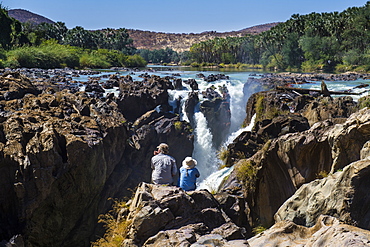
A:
[189,2,370,72]
[0,5,146,68]
[1,2,370,71]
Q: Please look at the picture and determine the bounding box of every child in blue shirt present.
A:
[178,157,200,191]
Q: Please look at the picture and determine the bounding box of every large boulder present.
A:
[117,183,246,246]
[0,71,41,100]
[122,110,194,193]
[275,159,370,229]
[117,75,172,122]
[223,114,309,167]
[248,215,370,247]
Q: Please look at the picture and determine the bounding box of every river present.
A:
[75,66,370,191]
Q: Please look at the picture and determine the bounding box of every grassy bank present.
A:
[1,40,147,69]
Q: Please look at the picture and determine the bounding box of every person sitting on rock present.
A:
[178,157,200,191]
[151,143,177,185]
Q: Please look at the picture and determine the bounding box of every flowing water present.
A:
[158,67,268,191]
[74,66,370,191]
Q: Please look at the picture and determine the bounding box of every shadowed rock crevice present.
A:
[0,71,195,246]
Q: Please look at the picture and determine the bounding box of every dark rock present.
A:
[254,114,310,139]
[85,83,105,93]
[117,76,171,122]
[184,78,199,91]
[173,78,183,90]
[121,183,232,245]
[211,222,246,240]
[184,92,199,125]
[200,86,231,147]
[215,193,251,234]
[0,71,195,246]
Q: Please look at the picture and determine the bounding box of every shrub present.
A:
[3,57,20,68]
[174,121,183,131]
[316,170,328,179]
[79,52,111,69]
[358,96,370,109]
[6,40,79,68]
[301,60,325,72]
[252,225,267,235]
[235,159,258,192]
[124,54,147,67]
[335,64,353,73]
[217,147,230,166]
[95,49,126,67]
[354,65,370,73]
[92,199,132,247]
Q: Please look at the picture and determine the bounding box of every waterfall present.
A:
[197,113,256,192]
[168,73,260,193]
[228,80,248,134]
[192,111,219,182]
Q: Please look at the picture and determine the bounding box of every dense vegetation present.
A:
[0,5,147,68]
[137,48,191,65]
[189,2,370,72]
[1,2,370,71]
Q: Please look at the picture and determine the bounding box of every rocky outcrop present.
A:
[0,71,41,100]
[274,158,370,230]
[183,78,199,91]
[197,73,229,82]
[114,183,246,246]
[259,72,370,84]
[200,86,231,147]
[0,85,128,246]
[244,89,358,127]
[0,72,194,246]
[248,215,370,247]
[117,75,173,122]
[221,107,370,230]
[184,91,199,126]
[223,114,310,167]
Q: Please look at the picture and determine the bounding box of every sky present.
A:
[1,0,368,33]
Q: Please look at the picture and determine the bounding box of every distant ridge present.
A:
[127,22,280,52]
[8,9,54,25]
[8,8,280,52]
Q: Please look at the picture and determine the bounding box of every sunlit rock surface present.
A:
[275,158,370,230]
[120,183,246,246]
[248,215,370,247]
[222,107,370,230]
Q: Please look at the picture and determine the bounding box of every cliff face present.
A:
[127,23,279,52]
[220,77,370,229]
[0,71,194,246]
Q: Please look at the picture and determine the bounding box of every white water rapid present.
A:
[168,72,260,192]
[197,113,256,192]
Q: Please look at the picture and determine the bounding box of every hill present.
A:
[8,9,54,25]
[8,8,279,52]
[127,23,279,52]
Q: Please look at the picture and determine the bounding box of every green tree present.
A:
[64,26,96,49]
